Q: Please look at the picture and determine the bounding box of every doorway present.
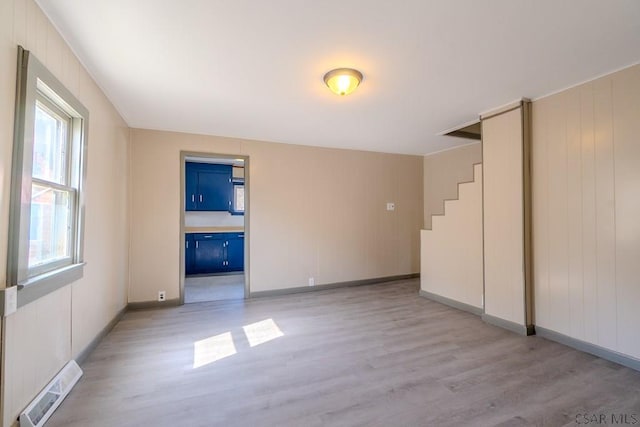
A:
[179,152,249,303]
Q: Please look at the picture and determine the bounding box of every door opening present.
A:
[179,152,249,303]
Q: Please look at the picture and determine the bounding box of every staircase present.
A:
[425,162,482,230]
[420,163,484,310]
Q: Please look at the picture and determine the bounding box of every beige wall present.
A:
[482,108,527,326]
[0,0,130,424]
[423,143,481,229]
[421,164,483,309]
[532,64,640,359]
[129,129,423,302]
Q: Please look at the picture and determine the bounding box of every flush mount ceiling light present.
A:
[323,68,363,96]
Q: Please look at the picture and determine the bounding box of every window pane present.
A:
[234,185,245,212]
[28,183,73,270]
[33,101,68,184]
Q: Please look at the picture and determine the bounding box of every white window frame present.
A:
[8,46,89,307]
[233,183,245,213]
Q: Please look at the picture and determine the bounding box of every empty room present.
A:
[1,1,640,426]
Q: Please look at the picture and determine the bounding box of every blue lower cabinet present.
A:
[186,232,244,275]
[226,234,244,271]
[185,234,195,275]
[193,235,225,274]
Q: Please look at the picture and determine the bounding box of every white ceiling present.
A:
[37,0,640,155]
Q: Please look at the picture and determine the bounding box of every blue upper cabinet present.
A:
[197,168,231,211]
[185,163,198,210]
[185,162,232,211]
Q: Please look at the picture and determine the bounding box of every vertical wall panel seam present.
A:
[592,83,600,347]
[522,101,533,328]
[609,78,619,352]
[578,88,585,341]
[545,102,551,327]
[521,104,525,325]
[588,85,596,342]
[480,121,486,314]
[564,94,571,335]
[127,128,133,304]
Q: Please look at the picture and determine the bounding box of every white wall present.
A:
[532,64,640,359]
[421,164,483,309]
[184,211,244,228]
[0,1,130,424]
[129,128,423,302]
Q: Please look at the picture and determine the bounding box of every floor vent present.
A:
[19,360,83,427]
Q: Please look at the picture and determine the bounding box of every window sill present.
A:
[18,262,85,308]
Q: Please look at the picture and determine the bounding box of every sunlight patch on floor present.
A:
[242,318,284,347]
[193,332,237,368]
[192,319,284,368]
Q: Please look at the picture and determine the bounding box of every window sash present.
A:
[28,178,77,277]
[233,184,245,212]
[33,93,73,186]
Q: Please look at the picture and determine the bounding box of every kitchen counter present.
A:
[185,226,244,233]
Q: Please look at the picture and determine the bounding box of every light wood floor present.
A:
[47,279,640,427]
[184,273,245,303]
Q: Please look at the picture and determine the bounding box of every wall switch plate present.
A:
[2,286,18,317]
[386,202,395,211]
[158,291,166,302]
[308,277,315,287]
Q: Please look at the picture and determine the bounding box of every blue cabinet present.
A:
[185,164,198,211]
[185,232,244,275]
[225,233,244,271]
[185,162,232,211]
[193,234,225,274]
[185,234,195,275]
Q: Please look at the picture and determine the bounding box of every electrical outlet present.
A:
[386,202,395,211]
[308,277,315,287]
[158,291,166,302]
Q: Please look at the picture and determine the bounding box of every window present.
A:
[8,46,88,307]
[233,184,245,213]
